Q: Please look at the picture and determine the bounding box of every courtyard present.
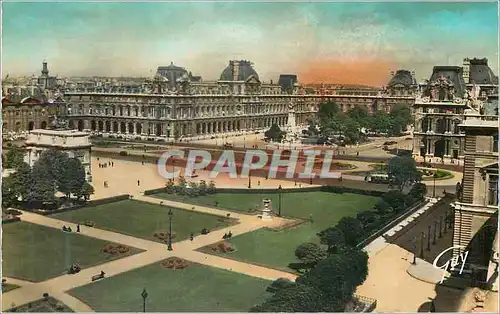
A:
[68,260,271,312]
[52,200,235,243]
[2,221,141,282]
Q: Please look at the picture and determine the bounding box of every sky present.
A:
[1,1,499,86]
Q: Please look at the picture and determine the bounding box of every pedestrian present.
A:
[137,180,140,186]
[142,161,144,165]
[258,180,260,186]
[190,233,194,241]
[356,151,359,156]
[77,224,80,233]
[111,161,114,167]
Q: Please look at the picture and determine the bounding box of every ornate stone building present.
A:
[412,58,499,163]
[24,128,92,182]
[451,113,498,288]
[62,61,417,141]
[2,62,66,138]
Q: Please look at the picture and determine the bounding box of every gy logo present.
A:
[433,245,469,284]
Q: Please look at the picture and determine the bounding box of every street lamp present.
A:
[248,171,252,189]
[420,231,425,258]
[433,220,438,245]
[439,217,443,238]
[167,209,173,251]
[412,236,417,265]
[278,185,282,217]
[427,225,431,251]
[141,288,148,313]
[432,173,436,198]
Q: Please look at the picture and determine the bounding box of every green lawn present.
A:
[1,283,19,293]
[53,200,234,243]
[192,192,380,271]
[2,222,141,282]
[69,261,271,312]
[156,191,379,228]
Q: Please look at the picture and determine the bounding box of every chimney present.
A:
[463,58,470,84]
[233,60,239,81]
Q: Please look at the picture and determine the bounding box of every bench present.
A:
[91,273,105,281]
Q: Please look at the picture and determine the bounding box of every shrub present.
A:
[119,151,128,156]
[356,211,378,227]
[434,169,451,179]
[374,199,392,215]
[43,293,49,300]
[381,190,407,212]
[336,217,364,246]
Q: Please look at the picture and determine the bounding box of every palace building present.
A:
[412,58,498,163]
[451,113,498,289]
[61,60,417,141]
[2,62,66,138]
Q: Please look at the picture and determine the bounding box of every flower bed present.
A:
[161,257,190,270]
[209,241,236,253]
[153,231,177,241]
[102,244,130,255]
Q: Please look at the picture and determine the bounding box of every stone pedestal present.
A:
[261,199,273,220]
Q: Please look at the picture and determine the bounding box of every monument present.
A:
[261,199,273,220]
[282,103,301,145]
[23,114,93,182]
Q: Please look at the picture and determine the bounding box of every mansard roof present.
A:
[388,70,416,87]
[469,58,499,85]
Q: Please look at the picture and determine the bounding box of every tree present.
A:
[59,158,86,198]
[341,117,362,145]
[388,156,422,191]
[8,162,32,201]
[336,217,364,246]
[265,278,296,294]
[77,182,95,201]
[347,107,370,128]
[369,110,391,133]
[27,166,58,209]
[374,199,393,215]
[388,104,412,135]
[295,249,369,312]
[317,227,345,254]
[2,177,19,208]
[3,146,25,169]
[250,284,326,312]
[265,124,286,142]
[317,101,340,122]
[356,211,378,228]
[294,243,327,269]
[408,182,427,201]
[381,190,408,212]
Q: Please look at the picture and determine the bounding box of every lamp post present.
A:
[420,231,425,258]
[141,288,148,313]
[167,209,173,251]
[248,171,252,189]
[412,236,417,265]
[433,220,438,245]
[278,185,282,217]
[439,216,443,238]
[172,159,176,179]
[427,225,431,251]
[432,173,436,198]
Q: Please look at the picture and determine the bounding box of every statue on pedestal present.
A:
[261,199,273,220]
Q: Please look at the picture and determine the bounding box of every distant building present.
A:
[412,57,498,163]
[2,62,66,137]
[24,129,92,182]
[451,113,498,289]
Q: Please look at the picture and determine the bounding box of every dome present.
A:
[219,60,259,81]
[388,70,416,87]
